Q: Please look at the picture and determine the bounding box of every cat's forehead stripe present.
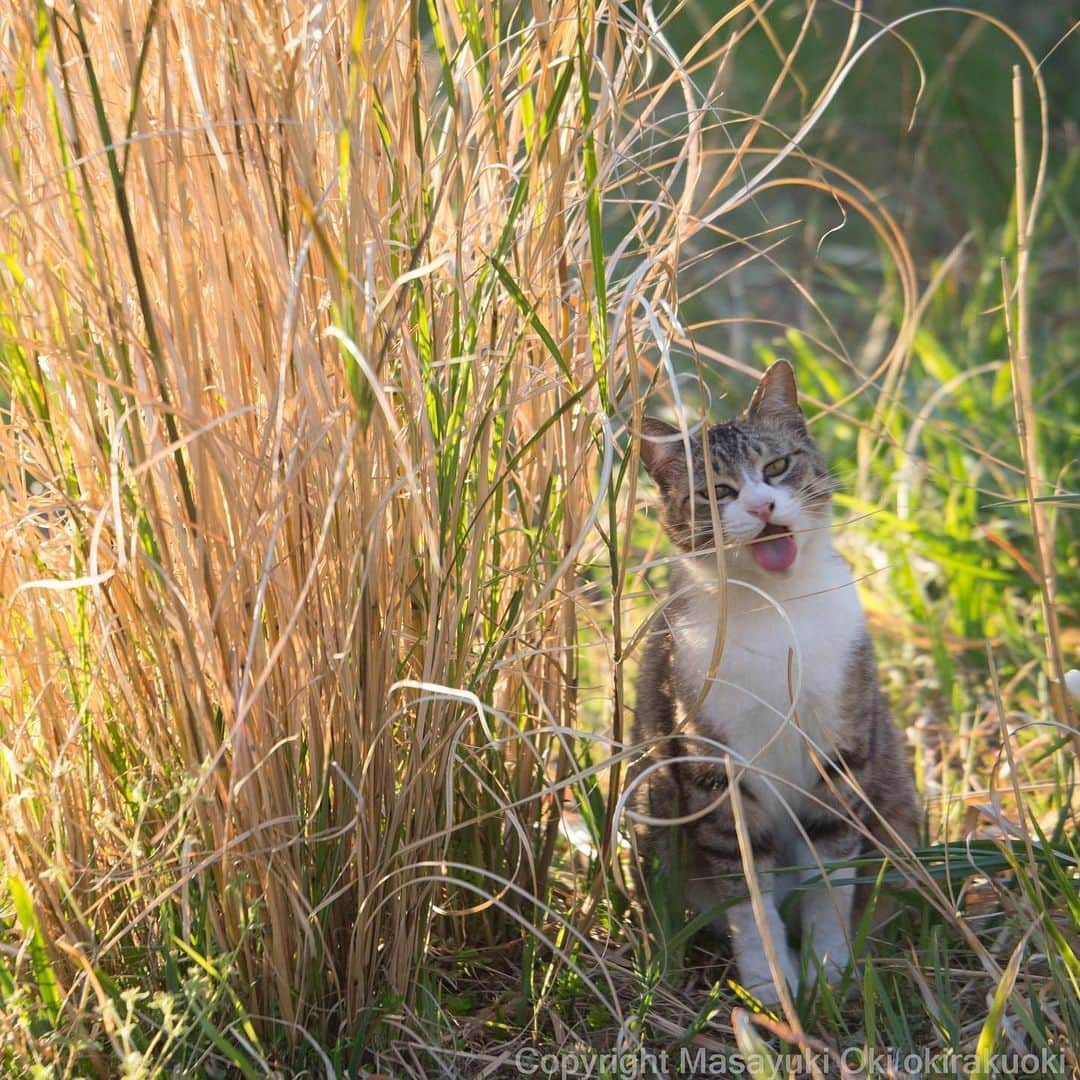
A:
[707,423,750,459]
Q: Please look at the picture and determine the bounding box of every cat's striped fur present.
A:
[629,361,918,1003]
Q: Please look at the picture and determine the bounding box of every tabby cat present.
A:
[630,361,918,1004]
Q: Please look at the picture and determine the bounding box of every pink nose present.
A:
[747,500,774,522]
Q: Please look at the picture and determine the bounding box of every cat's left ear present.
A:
[744,360,805,427]
[638,417,689,493]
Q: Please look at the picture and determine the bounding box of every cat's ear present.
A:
[745,360,804,425]
[639,417,688,491]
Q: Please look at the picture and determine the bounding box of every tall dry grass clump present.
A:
[0,0,630,1060]
[1,0,1073,1073]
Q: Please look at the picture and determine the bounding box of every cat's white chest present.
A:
[673,548,864,811]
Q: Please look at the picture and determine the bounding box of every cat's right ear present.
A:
[745,360,805,426]
[639,417,687,491]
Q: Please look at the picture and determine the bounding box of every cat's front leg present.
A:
[725,894,799,1004]
[797,839,858,985]
[682,764,800,1003]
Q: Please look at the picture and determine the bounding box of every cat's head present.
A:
[639,361,832,576]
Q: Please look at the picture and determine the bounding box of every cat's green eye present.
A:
[763,456,789,480]
[694,483,737,502]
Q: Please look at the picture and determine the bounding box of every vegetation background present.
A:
[0,0,1077,1076]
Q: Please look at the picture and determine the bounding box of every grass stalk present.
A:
[1005,64,1075,737]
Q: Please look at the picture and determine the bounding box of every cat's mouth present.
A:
[749,522,798,573]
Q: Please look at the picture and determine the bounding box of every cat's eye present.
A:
[763,456,790,480]
[693,483,737,502]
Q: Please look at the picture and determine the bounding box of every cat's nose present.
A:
[746,500,775,522]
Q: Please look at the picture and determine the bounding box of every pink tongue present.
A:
[751,533,797,573]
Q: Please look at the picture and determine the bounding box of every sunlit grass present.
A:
[0,1,1076,1075]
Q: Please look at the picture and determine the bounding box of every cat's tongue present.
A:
[750,525,797,573]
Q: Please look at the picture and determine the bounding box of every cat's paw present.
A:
[818,954,851,986]
[733,943,800,1007]
[744,973,791,1008]
[805,931,853,991]
[821,941,851,977]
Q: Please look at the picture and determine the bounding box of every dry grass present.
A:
[0,1,1076,1075]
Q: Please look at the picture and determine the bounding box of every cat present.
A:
[629,360,918,1004]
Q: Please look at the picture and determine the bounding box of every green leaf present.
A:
[971,934,1027,1080]
[913,327,958,383]
[732,1008,782,1079]
[9,876,61,1025]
